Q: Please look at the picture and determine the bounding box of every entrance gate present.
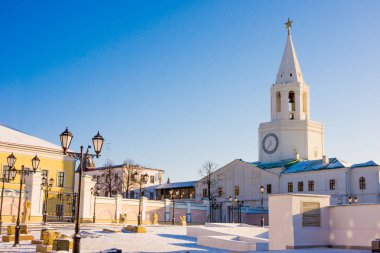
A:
[210,202,223,223]
[46,191,77,222]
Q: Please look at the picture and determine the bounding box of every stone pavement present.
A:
[0,224,371,252]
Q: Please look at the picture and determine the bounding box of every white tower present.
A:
[258,19,324,163]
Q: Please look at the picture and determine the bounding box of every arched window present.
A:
[359,177,366,190]
[276,92,281,112]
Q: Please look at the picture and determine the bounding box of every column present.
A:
[79,175,96,221]
[295,90,301,120]
[186,202,191,223]
[164,199,170,222]
[24,170,43,222]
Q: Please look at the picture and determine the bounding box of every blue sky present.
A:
[1,1,380,182]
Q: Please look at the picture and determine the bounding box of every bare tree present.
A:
[96,161,122,197]
[121,159,142,198]
[198,161,219,200]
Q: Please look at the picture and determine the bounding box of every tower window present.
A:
[289,91,295,119]
[276,92,281,112]
[290,73,293,77]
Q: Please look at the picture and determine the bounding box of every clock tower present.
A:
[258,19,324,163]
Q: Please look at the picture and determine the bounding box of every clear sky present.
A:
[1,1,380,182]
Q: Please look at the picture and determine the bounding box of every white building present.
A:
[195,22,380,221]
[85,163,164,199]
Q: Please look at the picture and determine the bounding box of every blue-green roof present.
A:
[251,159,297,169]
[351,160,380,168]
[282,158,349,174]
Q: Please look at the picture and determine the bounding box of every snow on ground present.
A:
[0,225,371,253]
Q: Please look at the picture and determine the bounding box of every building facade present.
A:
[195,22,380,224]
[0,124,76,222]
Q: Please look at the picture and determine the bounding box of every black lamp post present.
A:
[132,172,148,226]
[260,185,265,227]
[169,189,177,225]
[41,177,54,225]
[90,186,99,223]
[13,154,40,247]
[0,153,17,236]
[59,127,104,253]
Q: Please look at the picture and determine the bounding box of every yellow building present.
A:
[0,124,76,223]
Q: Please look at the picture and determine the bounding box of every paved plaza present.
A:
[0,224,371,253]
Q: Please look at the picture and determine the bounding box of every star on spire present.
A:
[285,18,293,35]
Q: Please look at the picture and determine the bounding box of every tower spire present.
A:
[276,18,304,84]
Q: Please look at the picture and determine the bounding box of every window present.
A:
[234,186,240,196]
[58,172,64,187]
[288,182,293,193]
[329,179,336,190]
[266,184,272,194]
[115,173,119,181]
[150,192,154,200]
[218,187,223,197]
[308,180,314,191]
[130,191,135,199]
[202,188,208,198]
[298,182,304,192]
[150,175,155,184]
[359,177,366,190]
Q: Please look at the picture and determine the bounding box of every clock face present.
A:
[262,133,279,154]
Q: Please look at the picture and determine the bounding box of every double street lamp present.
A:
[41,176,54,225]
[132,172,149,226]
[90,186,99,223]
[260,185,265,227]
[11,154,41,247]
[59,128,104,253]
[0,154,17,236]
[169,189,178,225]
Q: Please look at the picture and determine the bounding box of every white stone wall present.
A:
[196,159,380,211]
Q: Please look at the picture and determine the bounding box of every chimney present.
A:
[322,155,329,164]
[295,153,300,160]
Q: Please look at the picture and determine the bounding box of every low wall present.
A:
[329,204,380,248]
[91,196,207,224]
[242,213,269,226]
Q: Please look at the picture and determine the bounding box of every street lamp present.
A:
[228,196,238,223]
[132,172,148,226]
[90,186,99,223]
[260,185,265,227]
[41,177,54,225]
[348,196,353,204]
[13,154,40,247]
[59,127,104,253]
[0,153,17,236]
[169,189,178,225]
[354,196,358,204]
